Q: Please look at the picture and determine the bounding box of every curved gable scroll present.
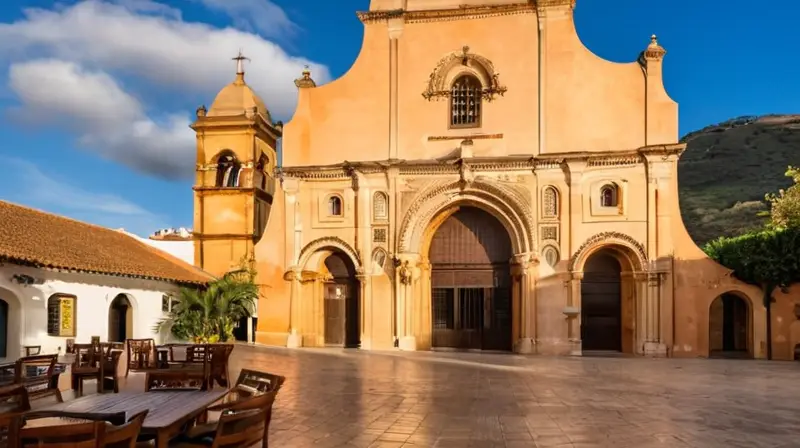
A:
[422,46,507,102]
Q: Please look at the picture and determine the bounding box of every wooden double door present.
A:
[432,282,512,351]
[324,282,360,348]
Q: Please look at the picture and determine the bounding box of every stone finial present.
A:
[644,34,666,60]
[196,105,207,117]
[294,65,317,88]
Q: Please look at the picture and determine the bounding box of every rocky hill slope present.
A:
[678,114,800,246]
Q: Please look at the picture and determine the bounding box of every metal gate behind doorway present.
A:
[429,207,513,351]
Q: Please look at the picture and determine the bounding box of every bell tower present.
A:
[191,52,282,276]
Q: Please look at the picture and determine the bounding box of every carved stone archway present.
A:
[297,237,362,272]
[565,232,665,357]
[396,179,537,353]
[569,232,648,273]
[398,179,535,257]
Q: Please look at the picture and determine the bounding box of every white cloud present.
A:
[0,0,330,179]
[8,59,195,178]
[196,0,295,38]
[2,158,169,236]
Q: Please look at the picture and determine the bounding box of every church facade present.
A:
[191,1,800,359]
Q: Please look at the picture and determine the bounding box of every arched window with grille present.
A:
[327,195,343,216]
[450,74,482,128]
[600,184,618,207]
[373,192,388,221]
[542,187,559,218]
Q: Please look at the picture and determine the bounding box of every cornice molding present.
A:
[279,143,686,179]
[357,3,536,24]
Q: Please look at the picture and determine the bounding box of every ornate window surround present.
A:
[422,46,507,102]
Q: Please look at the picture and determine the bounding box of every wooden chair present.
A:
[167,344,234,390]
[0,384,30,446]
[14,355,62,403]
[188,372,284,447]
[18,419,106,447]
[172,408,266,448]
[207,345,234,389]
[102,410,148,448]
[144,370,206,392]
[101,351,122,394]
[71,344,103,397]
[234,369,285,395]
[125,339,157,376]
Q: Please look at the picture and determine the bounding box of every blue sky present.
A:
[0,0,795,236]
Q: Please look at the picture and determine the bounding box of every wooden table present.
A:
[32,389,229,447]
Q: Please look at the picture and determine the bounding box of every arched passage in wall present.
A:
[108,294,134,342]
[573,240,644,355]
[428,206,514,351]
[709,292,751,359]
[320,252,360,348]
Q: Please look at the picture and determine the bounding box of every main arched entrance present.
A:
[108,294,132,342]
[581,250,623,352]
[709,293,750,358]
[428,207,513,351]
[323,252,360,348]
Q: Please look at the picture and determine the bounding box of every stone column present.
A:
[286,268,303,348]
[564,272,582,355]
[357,273,372,350]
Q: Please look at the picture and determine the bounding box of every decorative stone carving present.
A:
[397,179,535,256]
[297,237,362,270]
[542,186,558,218]
[422,46,507,102]
[568,232,648,272]
[398,261,412,285]
[541,225,558,242]
[373,228,387,243]
[542,246,559,267]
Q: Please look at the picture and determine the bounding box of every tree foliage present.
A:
[704,227,800,359]
[155,267,259,343]
[765,166,800,229]
[704,227,800,298]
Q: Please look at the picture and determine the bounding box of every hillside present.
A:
[678,114,800,246]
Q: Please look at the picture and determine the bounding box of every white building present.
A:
[121,228,195,266]
[0,201,214,362]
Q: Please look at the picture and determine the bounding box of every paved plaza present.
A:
[224,345,800,447]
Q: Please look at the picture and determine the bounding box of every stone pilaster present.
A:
[357,273,372,350]
[643,273,667,357]
[395,253,419,351]
[286,268,303,348]
[564,272,582,355]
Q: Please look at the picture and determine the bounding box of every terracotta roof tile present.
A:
[0,200,213,285]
